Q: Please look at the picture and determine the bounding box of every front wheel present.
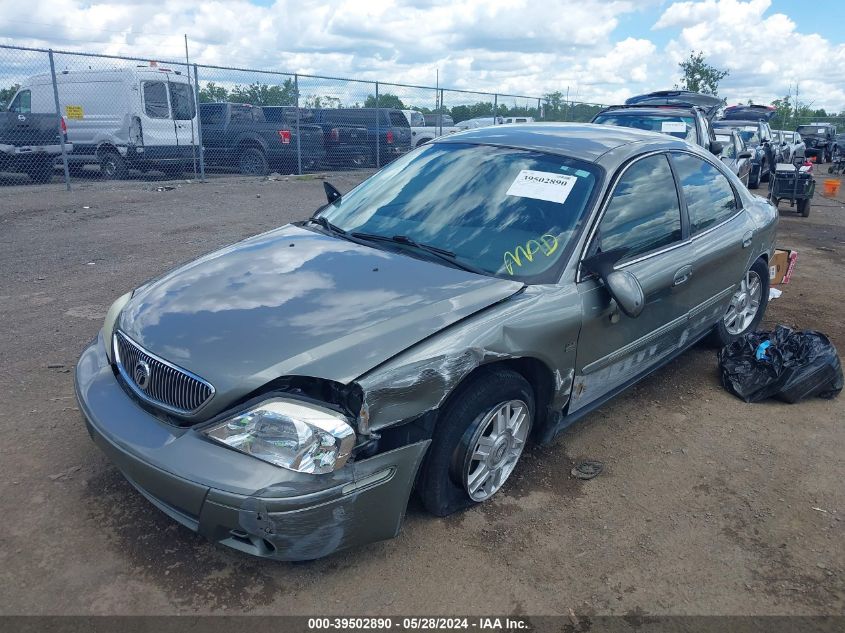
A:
[99,150,128,180]
[417,368,534,517]
[708,259,769,347]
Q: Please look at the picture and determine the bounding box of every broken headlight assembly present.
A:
[204,397,355,474]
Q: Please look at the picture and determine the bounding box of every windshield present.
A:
[717,123,760,146]
[317,142,601,282]
[797,125,828,136]
[592,113,698,144]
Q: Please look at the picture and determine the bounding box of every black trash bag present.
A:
[718,325,844,403]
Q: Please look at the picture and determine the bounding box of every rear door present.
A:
[571,152,695,412]
[669,151,756,339]
[168,79,197,149]
[140,80,177,150]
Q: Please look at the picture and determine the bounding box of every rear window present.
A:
[593,113,698,144]
[8,89,31,113]
[143,81,169,119]
[230,105,257,123]
[169,82,196,121]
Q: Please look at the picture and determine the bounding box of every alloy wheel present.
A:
[724,270,762,335]
[462,399,530,502]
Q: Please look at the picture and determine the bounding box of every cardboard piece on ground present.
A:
[770,249,798,285]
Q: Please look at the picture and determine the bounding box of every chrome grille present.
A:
[113,331,214,415]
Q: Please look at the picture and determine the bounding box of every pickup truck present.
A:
[199,102,323,175]
[309,108,412,167]
[0,110,70,183]
[260,106,326,171]
[401,109,461,148]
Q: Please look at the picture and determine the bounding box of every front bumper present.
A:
[75,333,429,561]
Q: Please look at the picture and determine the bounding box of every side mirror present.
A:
[323,181,342,203]
[605,270,645,318]
[582,248,645,318]
[738,150,753,159]
[709,140,724,155]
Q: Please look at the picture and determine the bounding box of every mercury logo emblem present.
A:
[17,114,26,122]
[133,360,151,391]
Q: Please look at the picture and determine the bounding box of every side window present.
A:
[169,82,196,121]
[594,154,682,259]
[143,82,169,119]
[672,153,738,234]
[9,90,31,113]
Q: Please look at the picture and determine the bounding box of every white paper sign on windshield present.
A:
[818,128,826,134]
[661,121,687,133]
[744,126,758,132]
[506,170,577,204]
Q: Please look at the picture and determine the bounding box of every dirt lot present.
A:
[0,168,843,617]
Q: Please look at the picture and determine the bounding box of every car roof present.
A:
[436,122,690,163]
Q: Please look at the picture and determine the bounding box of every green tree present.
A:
[0,84,20,110]
[229,80,297,106]
[364,93,405,109]
[198,82,229,103]
[677,51,729,95]
[770,94,792,128]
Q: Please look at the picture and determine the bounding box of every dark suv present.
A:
[592,90,725,156]
[797,123,838,164]
[713,105,779,189]
[310,108,412,167]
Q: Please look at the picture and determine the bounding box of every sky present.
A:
[1,0,844,112]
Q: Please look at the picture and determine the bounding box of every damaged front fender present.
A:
[354,285,583,436]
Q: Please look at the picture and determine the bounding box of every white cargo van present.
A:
[15,66,198,178]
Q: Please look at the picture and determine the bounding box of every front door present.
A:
[571,153,695,413]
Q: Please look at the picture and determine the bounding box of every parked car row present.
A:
[588,92,836,191]
[0,66,422,181]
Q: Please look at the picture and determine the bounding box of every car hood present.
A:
[118,224,523,417]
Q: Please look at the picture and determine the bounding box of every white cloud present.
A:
[0,0,842,113]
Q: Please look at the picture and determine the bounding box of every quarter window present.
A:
[672,153,738,234]
[143,82,169,119]
[594,154,682,259]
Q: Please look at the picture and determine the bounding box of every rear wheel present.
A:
[418,368,534,517]
[798,197,811,217]
[708,259,769,347]
[238,147,269,176]
[99,150,128,180]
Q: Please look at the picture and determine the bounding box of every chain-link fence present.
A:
[0,42,612,189]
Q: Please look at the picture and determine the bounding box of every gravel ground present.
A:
[0,168,843,617]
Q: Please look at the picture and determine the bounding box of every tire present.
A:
[708,259,769,348]
[99,150,128,180]
[25,157,54,183]
[798,197,811,217]
[417,368,534,517]
[749,171,760,189]
[238,147,269,176]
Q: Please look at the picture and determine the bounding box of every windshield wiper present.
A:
[308,215,347,236]
[350,232,486,275]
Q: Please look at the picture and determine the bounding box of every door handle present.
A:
[742,230,753,248]
[673,265,693,286]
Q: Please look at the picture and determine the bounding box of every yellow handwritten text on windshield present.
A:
[503,234,559,275]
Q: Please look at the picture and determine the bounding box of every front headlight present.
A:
[204,397,356,474]
[102,291,132,363]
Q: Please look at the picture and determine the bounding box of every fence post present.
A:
[48,50,71,191]
[375,81,380,169]
[536,98,541,120]
[192,64,206,182]
[294,74,302,175]
[493,94,498,125]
